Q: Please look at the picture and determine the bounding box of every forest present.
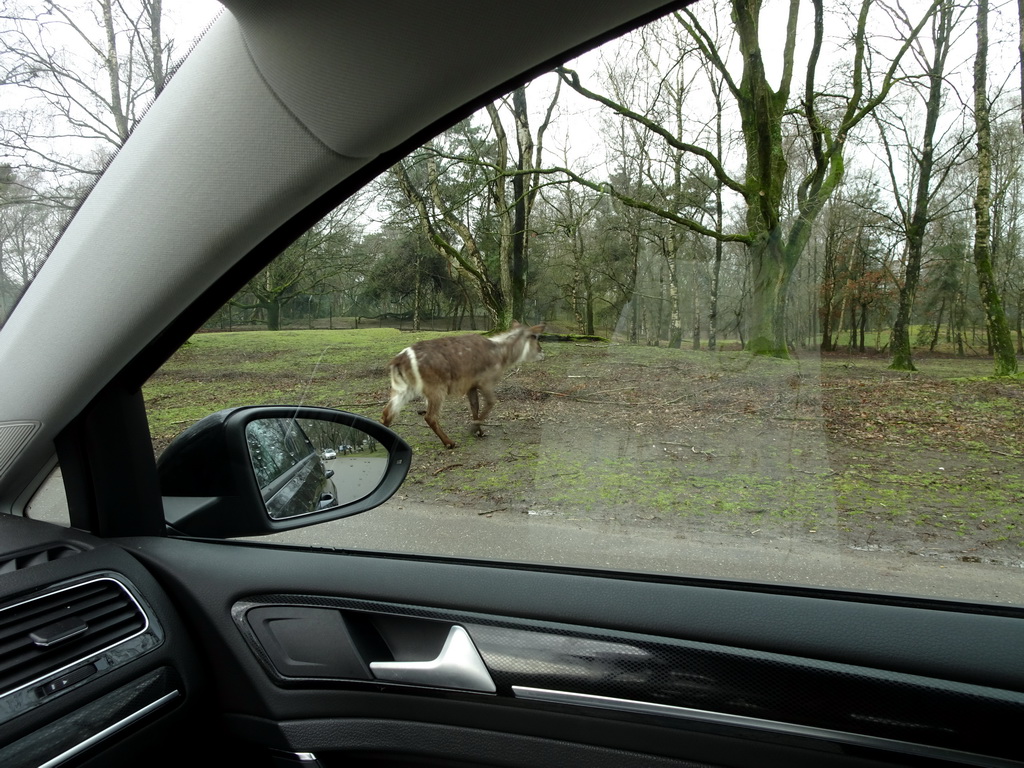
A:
[2,0,1022,376]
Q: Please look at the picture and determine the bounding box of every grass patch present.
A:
[144,328,1024,551]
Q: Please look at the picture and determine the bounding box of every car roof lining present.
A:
[225,1,677,159]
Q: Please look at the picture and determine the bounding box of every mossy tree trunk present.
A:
[973,0,1018,376]
[746,232,794,356]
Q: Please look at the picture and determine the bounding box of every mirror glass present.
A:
[245,417,389,519]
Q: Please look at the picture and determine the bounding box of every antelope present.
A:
[381,322,546,448]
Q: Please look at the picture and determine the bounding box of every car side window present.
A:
[145,2,1023,607]
[247,419,305,488]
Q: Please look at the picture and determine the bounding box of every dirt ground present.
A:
[385,343,1024,569]
[147,331,1023,574]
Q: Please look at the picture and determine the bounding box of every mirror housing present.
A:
[158,406,411,537]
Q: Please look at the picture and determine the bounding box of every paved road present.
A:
[25,468,1021,605]
[257,497,1024,605]
[323,455,387,506]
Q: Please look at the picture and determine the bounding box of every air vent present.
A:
[0,544,82,575]
[0,578,148,696]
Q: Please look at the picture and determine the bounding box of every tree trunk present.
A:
[887,0,954,371]
[1016,289,1023,354]
[930,297,945,352]
[709,237,722,350]
[413,250,422,331]
[820,218,838,352]
[1019,0,1024,136]
[955,274,966,356]
[709,76,725,351]
[667,251,682,349]
[973,0,1018,376]
[746,232,794,357]
[266,301,281,331]
[859,302,868,352]
[585,276,596,336]
[628,225,641,344]
[848,302,858,352]
[146,0,166,97]
[890,280,917,370]
[570,263,585,333]
[733,0,792,357]
[510,88,531,321]
[820,320,833,352]
[692,270,701,351]
[101,0,130,143]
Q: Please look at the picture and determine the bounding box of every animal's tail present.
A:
[381,352,418,426]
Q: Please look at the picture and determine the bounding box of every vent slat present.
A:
[0,635,34,657]
[0,587,118,643]
[0,579,147,695]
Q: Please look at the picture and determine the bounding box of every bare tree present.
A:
[539,172,603,335]
[876,0,970,371]
[557,0,938,357]
[1018,0,1024,135]
[390,82,560,330]
[0,0,177,195]
[230,208,362,331]
[0,168,60,317]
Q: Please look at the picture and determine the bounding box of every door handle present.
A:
[369,625,496,692]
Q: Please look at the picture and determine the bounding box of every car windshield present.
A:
[0,2,221,324]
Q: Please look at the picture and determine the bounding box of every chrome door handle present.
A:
[369,625,496,692]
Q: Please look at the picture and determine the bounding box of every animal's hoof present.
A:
[445,443,457,449]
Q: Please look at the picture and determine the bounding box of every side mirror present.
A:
[157,406,411,537]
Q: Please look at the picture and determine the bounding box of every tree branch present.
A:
[556,66,748,198]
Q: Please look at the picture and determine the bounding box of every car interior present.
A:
[0,1,1021,767]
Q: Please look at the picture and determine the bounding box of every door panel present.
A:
[125,537,1024,768]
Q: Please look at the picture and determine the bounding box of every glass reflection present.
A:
[245,417,388,519]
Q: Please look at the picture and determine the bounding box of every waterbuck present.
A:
[381,322,545,448]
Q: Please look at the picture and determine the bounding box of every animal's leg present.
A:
[471,386,497,437]
[423,395,456,448]
[381,394,400,426]
[468,387,481,420]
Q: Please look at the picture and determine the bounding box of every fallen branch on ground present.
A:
[432,464,463,475]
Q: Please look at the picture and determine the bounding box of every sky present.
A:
[5,0,1021,204]
[169,1,223,45]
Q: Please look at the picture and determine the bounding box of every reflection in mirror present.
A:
[245,417,388,520]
